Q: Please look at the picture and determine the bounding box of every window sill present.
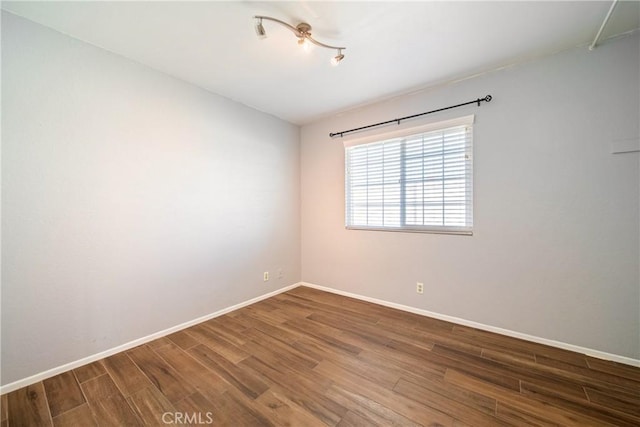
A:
[345,226,473,236]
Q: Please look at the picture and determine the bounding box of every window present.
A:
[345,115,473,234]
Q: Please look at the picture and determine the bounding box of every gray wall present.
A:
[301,33,640,359]
[1,12,301,385]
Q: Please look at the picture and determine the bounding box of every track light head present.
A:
[331,49,345,66]
[298,37,312,51]
[255,18,266,39]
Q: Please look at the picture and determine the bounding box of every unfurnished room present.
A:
[1,1,639,426]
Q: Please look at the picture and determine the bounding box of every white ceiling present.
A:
[3,1,639,125]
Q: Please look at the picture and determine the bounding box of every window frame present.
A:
[344,115,474,235]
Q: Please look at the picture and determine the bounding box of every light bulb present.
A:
[298,37,312,51]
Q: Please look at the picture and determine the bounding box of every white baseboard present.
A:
[4,280,637,394]
[0,283,301,395]
[300,282,640,368]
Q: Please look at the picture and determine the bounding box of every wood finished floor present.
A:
[3,287,640,426]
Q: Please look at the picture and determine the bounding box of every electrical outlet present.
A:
[416,282,424,294]
[263,271,269,281]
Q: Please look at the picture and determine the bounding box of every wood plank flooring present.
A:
[2,287,639,426]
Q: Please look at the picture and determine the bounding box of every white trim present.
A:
[4,279,637,394]
[346,225,473,236]
[342,114,475,148]
[0,283,301,394]
[300,282,640,368]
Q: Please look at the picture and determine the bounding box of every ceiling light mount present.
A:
[296,22,312,37]
[254,15,346,65]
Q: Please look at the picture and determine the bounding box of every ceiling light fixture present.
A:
[254,15,346,65]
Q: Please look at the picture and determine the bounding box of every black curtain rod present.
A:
[329,94,493,138]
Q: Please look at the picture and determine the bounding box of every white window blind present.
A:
[345,116,473,234]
